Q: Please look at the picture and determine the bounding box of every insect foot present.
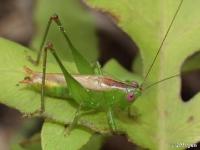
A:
[63,125,72,137]
[22,109,44,118]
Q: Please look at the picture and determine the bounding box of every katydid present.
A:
[20,0,184,132]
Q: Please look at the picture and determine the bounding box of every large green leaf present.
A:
[85,0,200,149]
[1,0,200,149]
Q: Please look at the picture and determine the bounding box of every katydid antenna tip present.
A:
[140,0,184,87]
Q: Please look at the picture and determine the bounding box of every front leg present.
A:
[65,104,82,134]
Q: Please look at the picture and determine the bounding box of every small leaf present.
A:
[41,122,92,150]
[80,134,105,150]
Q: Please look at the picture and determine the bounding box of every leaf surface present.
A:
[41,122,92,150]
[85,0,200,149]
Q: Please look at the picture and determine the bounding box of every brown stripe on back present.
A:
[101,77,132,89]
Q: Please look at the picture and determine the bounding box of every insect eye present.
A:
[127,92,135,102]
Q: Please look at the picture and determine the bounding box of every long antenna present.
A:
[143,67,200,91]
[143,74,180,91]
[140,0,184,88]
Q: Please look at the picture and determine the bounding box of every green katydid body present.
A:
[20,67,142,111]
[21,0,183,132]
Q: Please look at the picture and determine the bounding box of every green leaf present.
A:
[182,52,200,73]
[20,133,42,150]
[80,134,105,150]
[132,53,143,76]
[11,135,41,150]
[85,0,200,149]
[41,122,92,150]
[1,0,200,149]
[11,143,41,150]
[103,59,142,83]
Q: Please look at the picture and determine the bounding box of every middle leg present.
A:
[107,107,117,132]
